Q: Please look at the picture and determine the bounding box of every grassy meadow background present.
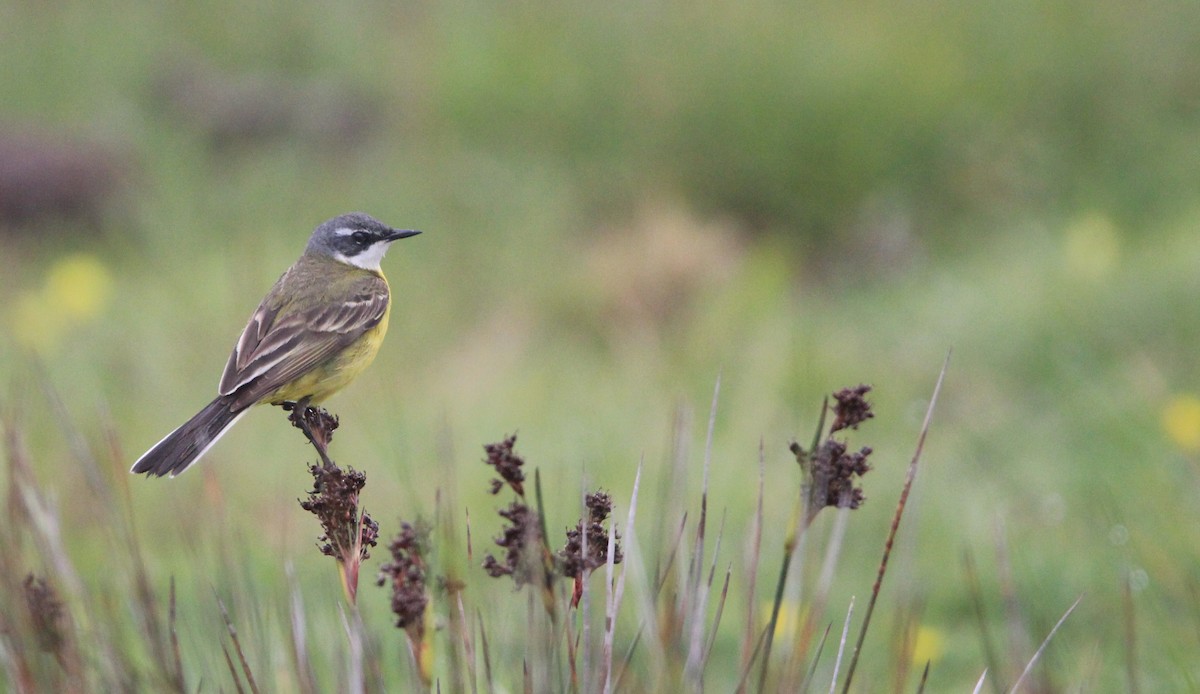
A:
[3,0,1200,690]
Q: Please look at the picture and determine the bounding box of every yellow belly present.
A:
[265,305,390,405]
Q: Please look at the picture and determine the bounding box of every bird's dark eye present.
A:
[351,230,370,245]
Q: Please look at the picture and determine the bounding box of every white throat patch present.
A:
[336,241,391,271]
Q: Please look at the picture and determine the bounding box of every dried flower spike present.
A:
[810,439,872,510]
[299,461,378,603]
[559,491,623,580]
[377,521,430,640]
[559,491,624,609]
[483,435,525,496]
[830,384,873,433]
[483,501,544,588]
[791,384,876,527]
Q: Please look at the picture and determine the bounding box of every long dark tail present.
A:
[131,397,248,477]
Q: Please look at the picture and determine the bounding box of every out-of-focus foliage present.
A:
[4,0,1199,252]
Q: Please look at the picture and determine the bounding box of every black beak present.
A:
[387,229,422,241]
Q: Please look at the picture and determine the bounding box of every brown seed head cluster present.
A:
[482,501,544,587]
[377,521,430,637]
[559,492,623,579]
[300,462,378,562]
[792,385,875,523]
[287,404,340,450]
[830,384,874,433]
[809,439,872,510]
[484,434,525,496]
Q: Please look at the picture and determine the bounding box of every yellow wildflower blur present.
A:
[10,253,113,354]
[910,624,945,666]
[1163,395,1200,453]
[761,599,805,640]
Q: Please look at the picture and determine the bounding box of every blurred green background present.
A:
[3,0,1200,689]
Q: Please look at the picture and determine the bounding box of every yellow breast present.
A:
[265,271,392,406]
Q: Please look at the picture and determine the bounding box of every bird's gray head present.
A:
[306,212,421,271]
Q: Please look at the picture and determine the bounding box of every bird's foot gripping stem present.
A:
[282,399,340,468]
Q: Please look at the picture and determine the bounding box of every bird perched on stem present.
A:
[132,212,420,477]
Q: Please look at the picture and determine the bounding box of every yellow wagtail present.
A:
[132,212,420,477]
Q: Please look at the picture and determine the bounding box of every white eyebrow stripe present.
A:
[334,227,359,236]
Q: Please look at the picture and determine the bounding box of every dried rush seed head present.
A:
[559,491,623,579]
[484,434,526,496]
[378,521,430,637]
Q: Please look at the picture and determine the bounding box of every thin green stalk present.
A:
[841,353,949,693]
